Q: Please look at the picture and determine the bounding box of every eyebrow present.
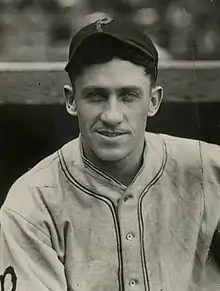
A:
[81,86,143,95]
[81,86,108,96]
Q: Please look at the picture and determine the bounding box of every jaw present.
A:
[82,133,145,168]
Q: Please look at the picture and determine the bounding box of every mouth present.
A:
[96,131,128,138]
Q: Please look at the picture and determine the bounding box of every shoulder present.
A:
[155,132,220,175]
[2,137,81,217]
[7,151,59,195]
[160,133,200,149]
[147,132,201,161]
[200,139,220,166]
[1,150,58,218]
[199,140,220,183]
[160,133,202,162]
[147,132,219,169]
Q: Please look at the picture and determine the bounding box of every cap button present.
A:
[95,17,114,32]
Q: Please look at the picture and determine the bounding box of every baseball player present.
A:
[1,17,220,291]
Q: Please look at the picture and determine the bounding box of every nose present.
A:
[100,95,123,126]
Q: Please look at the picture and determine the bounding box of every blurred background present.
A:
[0,0,220,61]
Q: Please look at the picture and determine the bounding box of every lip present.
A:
[95,131,129,139]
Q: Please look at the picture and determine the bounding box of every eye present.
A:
[120,91,140,101]
[84,92,104,102]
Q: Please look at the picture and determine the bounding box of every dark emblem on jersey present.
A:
[95,17,113,32]
[0,266,17,291]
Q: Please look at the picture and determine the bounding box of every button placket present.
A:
[118,191,144,290]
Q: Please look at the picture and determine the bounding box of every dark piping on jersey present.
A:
[58,149,125,291]
[138,140,167,291]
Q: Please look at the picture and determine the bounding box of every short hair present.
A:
[67,34,157,86]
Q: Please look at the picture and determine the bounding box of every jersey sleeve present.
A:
[0,206,67,291]
[0,168,68,291]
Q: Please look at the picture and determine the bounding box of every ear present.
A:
[63,84,77,116]
[148,86,163,117]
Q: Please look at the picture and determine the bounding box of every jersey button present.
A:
[126,233,134,241]
[123,194,133,202]
[129,279,138,287]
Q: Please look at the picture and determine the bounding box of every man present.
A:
[1,17,220,291]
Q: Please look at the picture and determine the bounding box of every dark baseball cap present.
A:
[65,17,158,79]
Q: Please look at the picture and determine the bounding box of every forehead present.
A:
[74,58,150,90]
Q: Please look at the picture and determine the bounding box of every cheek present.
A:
[76,103,101,128]
[125,102,150,125]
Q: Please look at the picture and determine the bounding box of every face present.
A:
[65,58,162,162]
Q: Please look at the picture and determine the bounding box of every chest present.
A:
[56,172,205,291]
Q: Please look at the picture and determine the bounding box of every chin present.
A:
[94,149,127,162]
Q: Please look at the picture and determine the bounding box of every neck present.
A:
[82,139,145,187]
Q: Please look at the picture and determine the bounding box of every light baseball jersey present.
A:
[1,132,220,291]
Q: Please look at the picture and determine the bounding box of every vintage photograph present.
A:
[0,0,220,290]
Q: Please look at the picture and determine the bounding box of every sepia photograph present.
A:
[0,0,220,290]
